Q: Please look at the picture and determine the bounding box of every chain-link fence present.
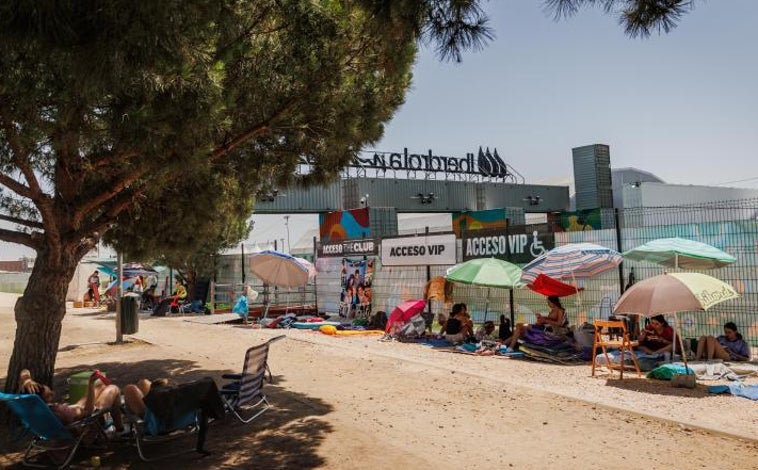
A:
[314,198,758,346]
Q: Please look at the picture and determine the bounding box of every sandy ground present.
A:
[1,291,757,470]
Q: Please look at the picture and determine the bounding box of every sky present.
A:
[3,1,758,260]
[373,1,758,187]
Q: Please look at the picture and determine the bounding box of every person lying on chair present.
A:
[19,369,124,429]
[122,378,169,418]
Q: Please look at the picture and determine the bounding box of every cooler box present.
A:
[67,370,106,404]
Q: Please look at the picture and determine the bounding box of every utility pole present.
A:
[283,215,291,253]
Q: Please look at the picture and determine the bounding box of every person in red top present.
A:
[637,314,674,355]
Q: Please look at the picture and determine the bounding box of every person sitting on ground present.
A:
[505,296,568,351]
[475,321,498,341]
[459,303,474,333]
[18,369,123,429]
[695,322,751,362]
[122,378,170,419]
[436,313,448,337]
[636,314,674,355]
[498,314,512,342]
[444,303,473,344]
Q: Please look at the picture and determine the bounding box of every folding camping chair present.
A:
[220,335,285,424]
[0,391,108,469]
[125,377,226,462]
[591,319,642,379]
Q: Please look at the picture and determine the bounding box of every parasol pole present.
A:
[672,312,690,371]
[484,288,490,323]
[509,288,515,327]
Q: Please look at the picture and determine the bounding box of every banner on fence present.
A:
[319,207,370,242]
[462,225,553,263]
[318,238,378,258]
[381,234,456,266]
[451,208,508,238]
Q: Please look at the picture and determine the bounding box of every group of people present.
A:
[435,296,752,363]
[18,368,166,433]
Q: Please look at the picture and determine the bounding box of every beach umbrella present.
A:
[526,273,583,298]
[613,272,739,369]
[294,257,317,279]
[623,237,736,270]
[122,262,159,278]
[614,272,738,316]
[520,243,622,284]
[445,258,524,323]
[445,258,524,289]
[248,250,311,289]
[385,299,427,333]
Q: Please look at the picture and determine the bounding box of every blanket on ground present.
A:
[708,383,758,401]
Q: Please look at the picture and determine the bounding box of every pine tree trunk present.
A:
[4,248,80,393]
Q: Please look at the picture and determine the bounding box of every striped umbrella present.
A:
[622,237,736,270]
[520,243,622,284]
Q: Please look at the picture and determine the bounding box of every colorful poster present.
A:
[319,207,371,242]
[451,208,508,238]
[339,258,373,319]
[553,209,602,232]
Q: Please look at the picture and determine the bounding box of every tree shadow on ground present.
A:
[603,376,711,397]
[1,359,333,469]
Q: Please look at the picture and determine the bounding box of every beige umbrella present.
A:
[614,272,739,370]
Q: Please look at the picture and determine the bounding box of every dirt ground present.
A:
[1,292,757,469]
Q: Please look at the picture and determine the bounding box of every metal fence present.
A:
[314,198,758,346]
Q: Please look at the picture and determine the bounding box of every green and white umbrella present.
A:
[446,258,524,289]
[445,258,524,322]
[623,237,736,270]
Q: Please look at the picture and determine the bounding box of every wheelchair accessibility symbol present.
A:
[530,231,546,258]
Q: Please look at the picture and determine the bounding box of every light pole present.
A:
[283,215,291,253]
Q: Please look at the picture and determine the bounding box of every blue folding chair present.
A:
[0,391,106,469]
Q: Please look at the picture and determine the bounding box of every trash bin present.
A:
[120,294,139,334]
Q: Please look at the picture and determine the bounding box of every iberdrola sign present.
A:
[301,146,512,179]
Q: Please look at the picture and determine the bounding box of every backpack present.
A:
[370,311,388,331]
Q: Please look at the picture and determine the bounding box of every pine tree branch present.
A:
[72,167,148,228]
[0,227,38,250]
[211,97,299,160]
[0,212,44,229]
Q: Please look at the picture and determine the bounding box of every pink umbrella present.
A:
[385,299,427,333]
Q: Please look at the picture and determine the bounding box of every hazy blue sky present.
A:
[3,1,757,260]
[375,0,758,187]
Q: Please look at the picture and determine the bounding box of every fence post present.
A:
[313,236,318,313]
[614,208,625,295]
[425,226,432,318]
